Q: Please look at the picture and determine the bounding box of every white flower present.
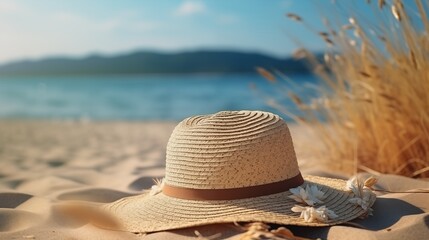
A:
[349,197,368,210]
[345,176,377,198]
[345,176,376,217]
[345,176,355,190]
[316,206,338,221]
[309,185,325,200]
[289,184,325,206]
[291,205,337,223]
[348,188,373,210]
[149,178,164,196]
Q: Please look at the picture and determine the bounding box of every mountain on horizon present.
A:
[0,50,312,76]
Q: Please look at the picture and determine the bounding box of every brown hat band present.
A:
[162,173,304,200]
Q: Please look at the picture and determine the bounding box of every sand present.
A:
[0,120,428,240]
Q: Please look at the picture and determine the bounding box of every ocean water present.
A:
[0,74,320,121]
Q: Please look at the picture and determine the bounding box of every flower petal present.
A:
[364,177,378,188]
[291,205,305,213]
[289,187,301,195]
[302,209,311,222]
[291,205,336,223]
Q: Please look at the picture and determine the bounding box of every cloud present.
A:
[175,0,206,16]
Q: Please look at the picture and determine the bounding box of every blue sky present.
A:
[0,0,383,63]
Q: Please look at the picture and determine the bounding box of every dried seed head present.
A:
[379,93,396,102]
[378,35,387,42]
[354,29,361,38]
[292,48,308,59]
[410,50,418,69]
[378,0,386,9]
[391,5,401,21]
[360,71,371,78]
[256,67,276,82]
[334,54,342,61]
[289,93,303,105]
[324,53,330,63]
[286,13,302,22]
[319,32,329,37]
[342,24,354,30]
[323,37,335,46]
[397,1,404,11]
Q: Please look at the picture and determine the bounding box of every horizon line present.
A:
[0,47,321,66]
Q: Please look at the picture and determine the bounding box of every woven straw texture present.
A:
[104,110,376,233]
[166,110,299,189]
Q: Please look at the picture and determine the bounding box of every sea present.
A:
[0,74,320,121]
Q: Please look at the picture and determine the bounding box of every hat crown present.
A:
[165,110,300,189]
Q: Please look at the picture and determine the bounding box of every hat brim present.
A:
[103,175,376,233]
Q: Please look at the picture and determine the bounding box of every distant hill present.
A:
[0,50,311,76]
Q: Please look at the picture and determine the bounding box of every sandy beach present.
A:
[0,120,428,240]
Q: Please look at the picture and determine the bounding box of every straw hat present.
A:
[104,110,376,233]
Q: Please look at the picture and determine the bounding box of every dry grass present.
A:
[265,0,429,177]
